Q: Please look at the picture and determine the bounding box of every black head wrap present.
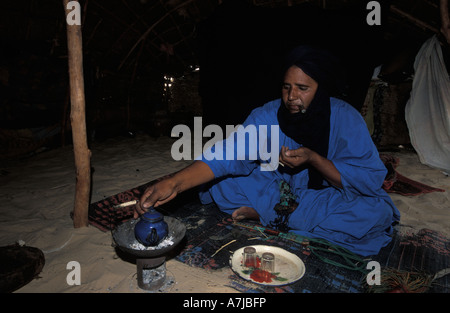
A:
[277,45,344,189]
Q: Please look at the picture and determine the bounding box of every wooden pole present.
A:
[441,0,450,44]
[63,0,91,228]
[390,5,440,34]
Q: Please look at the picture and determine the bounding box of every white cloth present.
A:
[405,35,450,173]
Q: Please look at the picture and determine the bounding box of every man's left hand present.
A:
[279,146,315,168]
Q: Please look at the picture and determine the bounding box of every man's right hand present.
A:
[133,161,216,218]
[134,178,179,218]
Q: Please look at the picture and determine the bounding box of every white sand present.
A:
[0,133,448,293]
[385,150,450,235]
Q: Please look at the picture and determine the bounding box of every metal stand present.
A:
[112,217,186,292]
[136,256,166,291]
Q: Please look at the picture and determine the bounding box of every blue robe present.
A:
[197,98,400,256]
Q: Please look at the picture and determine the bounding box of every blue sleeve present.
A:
[196,134,259,178]
[329,100,387,200]
[196,101,279,178]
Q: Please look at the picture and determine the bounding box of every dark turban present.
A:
[277,45,345,189]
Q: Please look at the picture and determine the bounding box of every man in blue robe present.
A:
[136,46,400,257]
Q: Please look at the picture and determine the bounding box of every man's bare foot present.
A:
[232,206,260,222]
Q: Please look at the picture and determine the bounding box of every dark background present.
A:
[0,0,445,155]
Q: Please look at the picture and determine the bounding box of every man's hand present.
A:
[279,145,315,168]
[279,145,343,188]
[133,161,215,218]
[134,178,179,218]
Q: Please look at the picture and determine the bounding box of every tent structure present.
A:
[0,0,448,227]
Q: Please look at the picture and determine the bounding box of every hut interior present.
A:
[0,0,448,159]
[0,0,449,295]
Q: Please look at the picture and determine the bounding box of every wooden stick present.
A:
[113,200,138,209]
[211,239,237,258]
[390,5,440,33]
[64,0,91,228]
[440,0,450,44]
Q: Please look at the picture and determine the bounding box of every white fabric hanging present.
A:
[405,35,450,173]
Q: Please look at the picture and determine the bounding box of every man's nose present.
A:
[288,89,297,101]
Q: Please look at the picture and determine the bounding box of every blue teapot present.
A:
[134,207,169,246]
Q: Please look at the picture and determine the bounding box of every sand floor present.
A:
[0,133,448,293]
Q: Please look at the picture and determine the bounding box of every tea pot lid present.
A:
[141,207,164,222]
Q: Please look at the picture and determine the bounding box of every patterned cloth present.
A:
[87,187,449,293]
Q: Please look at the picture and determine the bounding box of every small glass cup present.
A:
[261,252,275,273]
[242,246,257,270]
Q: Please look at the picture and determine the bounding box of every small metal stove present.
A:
[112,216,186,291]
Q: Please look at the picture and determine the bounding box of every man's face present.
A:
[281,65,318,114]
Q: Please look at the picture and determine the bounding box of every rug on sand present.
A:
[380,154,445,196]
[87,180,449,293]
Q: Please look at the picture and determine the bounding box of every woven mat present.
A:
[87,182,449,293]
[371,227,450,293]
[171,201,450,293]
